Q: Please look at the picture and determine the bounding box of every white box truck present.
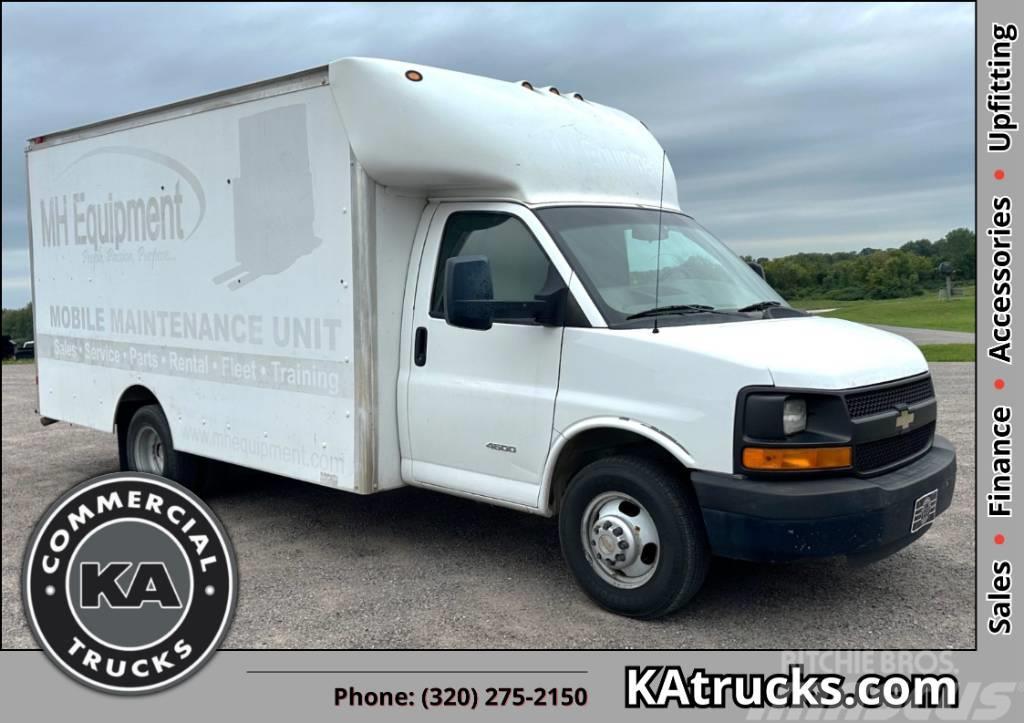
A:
[27,58,956,617]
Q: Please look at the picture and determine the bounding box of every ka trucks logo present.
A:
[23,473,237,694]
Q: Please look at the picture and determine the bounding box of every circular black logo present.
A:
[23,473,237,694]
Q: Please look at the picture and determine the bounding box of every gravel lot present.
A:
[2,362,975,649]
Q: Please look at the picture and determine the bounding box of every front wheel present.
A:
[558,455,710,618]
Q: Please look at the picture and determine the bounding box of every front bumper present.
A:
[691,435,957,562]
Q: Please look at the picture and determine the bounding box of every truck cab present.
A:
[397,195,955,618]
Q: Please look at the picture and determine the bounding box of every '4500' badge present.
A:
[23,473,237,694]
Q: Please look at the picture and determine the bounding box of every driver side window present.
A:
[429,212,556,320]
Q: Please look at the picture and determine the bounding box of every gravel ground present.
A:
[2,362,975,649]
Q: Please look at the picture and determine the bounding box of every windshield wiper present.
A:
[626,304,718,320]
[737,300,782,313]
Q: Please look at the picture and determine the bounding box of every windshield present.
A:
[535,206,786,324]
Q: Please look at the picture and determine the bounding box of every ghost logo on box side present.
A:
[212,103,323,291]
[22,473,237,694]
[39,147,207,250]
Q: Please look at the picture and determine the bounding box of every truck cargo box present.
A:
[27,66,418,492]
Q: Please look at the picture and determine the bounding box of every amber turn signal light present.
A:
[742,446,852,471]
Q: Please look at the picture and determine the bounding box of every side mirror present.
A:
[444,256,494,330]
[747,261,766,280]
[444,255,568,330]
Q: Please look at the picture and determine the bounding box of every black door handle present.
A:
[414,326,428,367]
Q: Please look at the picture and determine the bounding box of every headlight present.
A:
[739,390,851,474]
[782,398,807,436]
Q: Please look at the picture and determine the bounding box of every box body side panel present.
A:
[28,84,357,489]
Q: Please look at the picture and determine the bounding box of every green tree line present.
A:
[748,227,975,300]
[2,303,34,344]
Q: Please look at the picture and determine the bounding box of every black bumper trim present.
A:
[691,435,957,562]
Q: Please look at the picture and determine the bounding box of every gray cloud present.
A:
[1,2,974,307]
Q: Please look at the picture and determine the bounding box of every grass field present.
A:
[792,288,975,333]
[917,344,974,362]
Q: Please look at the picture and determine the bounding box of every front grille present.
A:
[855,422,935,473]
[845,376,935,419]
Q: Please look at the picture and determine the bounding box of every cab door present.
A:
[404,202,568,508]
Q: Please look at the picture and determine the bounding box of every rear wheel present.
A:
[123,404,202,491]
[558,455,709,618]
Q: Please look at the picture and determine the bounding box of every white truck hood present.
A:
[557,315,928,474]
[634,315,928,390]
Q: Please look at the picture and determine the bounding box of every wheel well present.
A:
[114,385,160,432]
[547,428,688,513]
[114,385,160,466]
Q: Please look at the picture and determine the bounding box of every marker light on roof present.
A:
[405,70,423,82]
[548,87,560,95]
[520,81,534,90]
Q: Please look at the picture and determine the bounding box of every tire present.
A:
[123,404,203,492]
[558,454,709,619]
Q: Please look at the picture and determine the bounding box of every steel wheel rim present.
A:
[133,425,165,475]
[580,491,660,589]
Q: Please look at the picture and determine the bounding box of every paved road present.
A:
[869,325,975,346]
[2,363,975,649]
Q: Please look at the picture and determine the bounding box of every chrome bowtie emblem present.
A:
[895,408,915,431]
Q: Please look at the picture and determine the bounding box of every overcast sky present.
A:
[1,2,974,308]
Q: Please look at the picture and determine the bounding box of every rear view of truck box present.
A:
[27,68,372,490]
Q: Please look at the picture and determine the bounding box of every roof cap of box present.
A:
[329,57,678,209]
